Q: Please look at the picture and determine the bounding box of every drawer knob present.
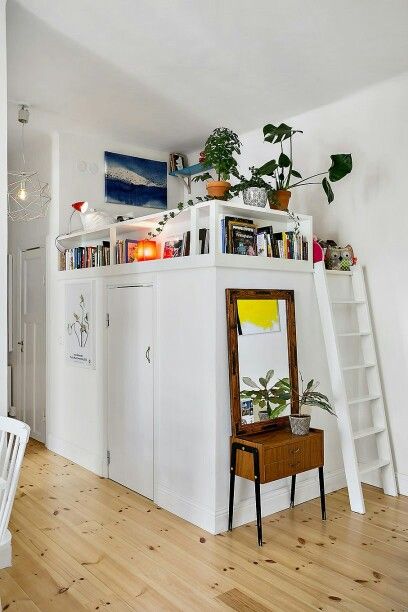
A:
[291,448,300,454]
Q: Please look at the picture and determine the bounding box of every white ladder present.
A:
[314,261,398,513]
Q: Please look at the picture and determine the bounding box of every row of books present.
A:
[61,244,110,270]
[220,216,308,260]
[162,228,210,258]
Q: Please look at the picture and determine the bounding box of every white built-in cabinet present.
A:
[107,284,154,499]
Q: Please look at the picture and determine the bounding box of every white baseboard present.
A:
[0,530,12,569]
[215,468,347,534]
[397,472,408,496]
[157,468,347,535]
[156,484,217,534]
[46,434,104,476]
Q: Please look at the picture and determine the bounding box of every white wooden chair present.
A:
[0,417,30,568]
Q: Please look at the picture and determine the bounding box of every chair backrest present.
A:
[0,417,30,542]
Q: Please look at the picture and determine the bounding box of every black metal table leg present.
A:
[253,448,263,546]
[228,443,238,531]
[290,474,296,508]
[229,443,263,546]
[318,466,326,520]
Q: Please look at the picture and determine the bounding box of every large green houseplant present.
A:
[193,127,241,199]
[240,371,335,435]
[258,123,352,210]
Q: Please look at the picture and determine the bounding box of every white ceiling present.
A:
[7,0,408,151]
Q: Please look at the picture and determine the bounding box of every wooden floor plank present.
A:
[0,440,407,611]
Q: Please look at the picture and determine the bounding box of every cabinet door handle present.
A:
[145,346,151,363]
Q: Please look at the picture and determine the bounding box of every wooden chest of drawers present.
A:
[233,428,324,484]
[228,427,326,545]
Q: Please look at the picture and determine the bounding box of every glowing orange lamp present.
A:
[137,240,157,261]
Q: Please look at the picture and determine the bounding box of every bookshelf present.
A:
[56,199,313,275]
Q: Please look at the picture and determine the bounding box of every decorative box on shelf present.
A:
[56,199,313,275]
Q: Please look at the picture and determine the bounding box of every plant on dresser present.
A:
[275,376,336,435]
[241,371,336,435]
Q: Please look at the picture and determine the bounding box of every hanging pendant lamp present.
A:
[7,105,51,222]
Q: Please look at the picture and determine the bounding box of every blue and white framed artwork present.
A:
[104,151,167,209]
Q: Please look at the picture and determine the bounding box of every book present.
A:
[256,232,268,257]
[199,228,210,254]
[163,236,183,258]
[182,231,191,256]
[257,225,274,257]
[223,216,254,253]
[228,222,257,256]
[125,239,138,263]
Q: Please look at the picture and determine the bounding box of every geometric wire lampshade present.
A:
[8,170,51,222]
[7,105,51,222]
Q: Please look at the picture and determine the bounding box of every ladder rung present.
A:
[348,395,381,405]
[332,299,365,304]
[342,363,376,371]
[359,458,390,475]
[337,332,371,337]
[326,270,353,276]
[353,426,385,440]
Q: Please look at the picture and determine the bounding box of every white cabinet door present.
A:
[107,285,154,499]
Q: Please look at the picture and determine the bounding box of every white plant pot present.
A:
[289,414,311,436]
[242,187,267,207]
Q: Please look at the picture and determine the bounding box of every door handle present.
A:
[18,340,24,352]
[145,346,151,363]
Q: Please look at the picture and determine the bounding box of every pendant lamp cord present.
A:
[21,123,26,169]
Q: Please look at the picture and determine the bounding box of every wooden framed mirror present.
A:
[226,289,299,436]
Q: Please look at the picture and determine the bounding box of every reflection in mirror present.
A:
[237,299,290,425]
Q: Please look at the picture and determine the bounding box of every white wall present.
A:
[190,72,408,495]
[0,0,8,416]
[57,132,183,235]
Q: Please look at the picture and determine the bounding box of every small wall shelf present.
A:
[169,163,211,193]
[56,199,313,275]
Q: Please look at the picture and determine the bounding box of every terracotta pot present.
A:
[289,414,311,436]
[206,180,230,199]
[268,189,292,211]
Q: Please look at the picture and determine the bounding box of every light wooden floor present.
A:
[0,441,407,611]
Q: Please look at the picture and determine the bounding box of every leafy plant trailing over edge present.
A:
[229,166,272,196]
[258,123,352,203]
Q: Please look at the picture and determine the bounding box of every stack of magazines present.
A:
[220,216,308,260]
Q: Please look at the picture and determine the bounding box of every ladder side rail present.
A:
[314,262,366,513]
[351,266,398,496]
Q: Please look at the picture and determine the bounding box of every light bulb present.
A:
[17,183,27,201]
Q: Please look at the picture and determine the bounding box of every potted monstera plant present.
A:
[193,127,241,199]
[258,123,353,210]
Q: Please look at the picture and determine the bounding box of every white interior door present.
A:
[19,248,46,442]
[107,285,154,499]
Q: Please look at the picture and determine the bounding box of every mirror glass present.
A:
[237,298,290,425]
